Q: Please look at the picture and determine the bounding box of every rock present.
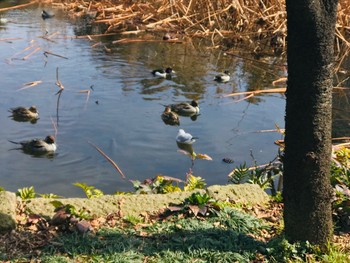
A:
[0,184,270,224]
[51,209,70,226]
[76,220,92,233]
[0,191,17,231]
[207,184,269,205]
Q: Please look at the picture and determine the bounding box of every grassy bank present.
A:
[1,199,350,262]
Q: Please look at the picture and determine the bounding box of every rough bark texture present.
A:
[284,0,338,246]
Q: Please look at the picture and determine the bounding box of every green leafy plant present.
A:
[50,200,92,220]
[184,169,206,191]
[16,186,36,200]
[168,191,220,217]
[40,193,62,198]
[0,186,5,192]
[228,163,250,184]
[187,192,213,206]
[330,147,350,230]
[247,165,274,190]
[132,175,182,194]
[266,238,314,262]
[271,191,283,203]
[228,154,283,191]
[123,215,143,225]
[331,148,350,186]
[73,182,104,199]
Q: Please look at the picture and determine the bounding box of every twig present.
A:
[18,80,43,90]
[44,50,69,59]
[272,77,287,86]
[39,32,60,42]
[79,89,91,105]
[88,141,126,179]
[22,47,41,60]
[58,33,118,39]
[256,128,285,133]
[224,88,286,98]
[55,67,65,90]
[0,38,22,42]
[227,161,280,178]
[113,38,184,44]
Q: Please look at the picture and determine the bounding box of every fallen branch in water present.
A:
[224,87,286,98]
[225,86,349,101]
[18,80,43,91]
[58,33,118,39]
[79,89,91,105]
[113,38,184,44]
[22,47,41,60]
[44,50,69,59]
[0,38,22,42]
[10,45,36,60]
[88,141,126,179]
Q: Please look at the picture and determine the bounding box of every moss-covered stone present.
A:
[207,184,269,205]
[0,191,17,231]
[0,184,270,224]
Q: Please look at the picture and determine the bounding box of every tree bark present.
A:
[283,0,338,246]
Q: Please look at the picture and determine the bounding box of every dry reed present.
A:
[48,0,350,56]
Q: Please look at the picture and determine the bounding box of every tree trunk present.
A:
[283,0,338,246]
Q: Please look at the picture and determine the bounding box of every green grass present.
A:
[4,207,350,262]
[38,207,265,262]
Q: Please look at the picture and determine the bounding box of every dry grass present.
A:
[46,0,350,55]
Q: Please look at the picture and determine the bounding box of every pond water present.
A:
[0,2,348,197]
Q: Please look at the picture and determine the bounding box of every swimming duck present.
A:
[170,100,199,116]
[41,10,55,20]
[176,129,197,145]
[161,106,180,126]
[152,67,175,78]
[9,106,39,120]
[214,70,230,83]
[9,135,57,153]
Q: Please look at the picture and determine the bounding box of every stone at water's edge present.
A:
[0,184,269,231]
[208,184,269,205]
[0,191,17,232]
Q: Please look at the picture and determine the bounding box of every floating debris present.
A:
[222,158,234,164]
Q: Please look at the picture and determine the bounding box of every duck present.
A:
[176,129,197,145]
[9,106,39,120]
[41,10,55,20]
[151,67,175,78]
[214,70,230,83]
[170,100,199,116]
[9,135,57,153]
[161,106,180,126]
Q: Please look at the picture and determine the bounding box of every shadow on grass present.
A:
[42,226,266,262]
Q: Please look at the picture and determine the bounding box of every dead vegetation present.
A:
[46,0,350,55]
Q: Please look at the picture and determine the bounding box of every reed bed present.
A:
[47,0,350,54]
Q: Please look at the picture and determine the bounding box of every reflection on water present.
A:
[0,2,348,197]
[176,142,195,156]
